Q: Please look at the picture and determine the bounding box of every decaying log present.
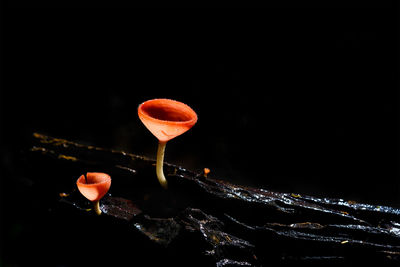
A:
[27,133,400,266]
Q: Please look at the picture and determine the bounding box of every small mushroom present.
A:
[76,172,111,215]
[138,98,197,189]
[203,168,211,178]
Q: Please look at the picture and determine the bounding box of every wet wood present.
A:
[28,133,400,266]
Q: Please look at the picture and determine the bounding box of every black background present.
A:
[1,6,399,266]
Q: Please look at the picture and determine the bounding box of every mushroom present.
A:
[76,172,111,215]
[138,98,197,189]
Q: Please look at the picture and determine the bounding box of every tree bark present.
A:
[28,133,400,266]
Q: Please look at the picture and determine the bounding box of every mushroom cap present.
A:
[138,98,198,142]
[76,172,111,202]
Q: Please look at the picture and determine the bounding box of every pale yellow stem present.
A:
[156,141,168,189]
[93,200,101,215]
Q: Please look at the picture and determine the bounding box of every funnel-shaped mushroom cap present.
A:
[76,172,111,202]
[138,99,198,142]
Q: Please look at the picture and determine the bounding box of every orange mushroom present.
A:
[138,98,197,189]
[203,168,210,178]
[76,172,111,215]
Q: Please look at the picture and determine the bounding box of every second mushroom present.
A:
[138,98,198,189]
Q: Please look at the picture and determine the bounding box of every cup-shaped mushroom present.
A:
[76,172,111,202]
[138,98,198,189]
[138,98,198,142]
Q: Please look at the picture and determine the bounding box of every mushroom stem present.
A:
[156,141,168,189]
[93,200,101,215]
